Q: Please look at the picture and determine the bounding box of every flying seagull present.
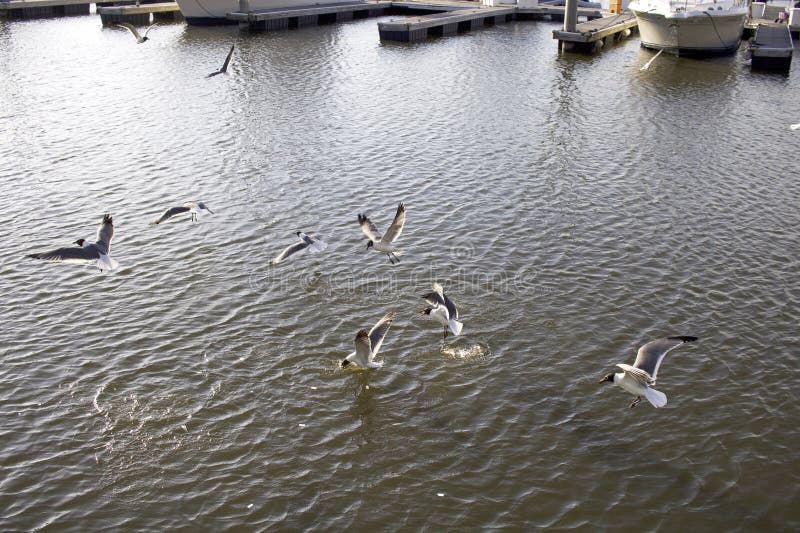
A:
[271,232,328,264]
[599,336,698,408]
[341,311,395,369]
[28,214,119,272]
[151,202,214,225]
[116,22,156,44]
[207,45,235,78]
[358,202,405,264]
[421,282,463,338]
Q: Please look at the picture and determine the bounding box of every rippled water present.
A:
[1,11,798,531]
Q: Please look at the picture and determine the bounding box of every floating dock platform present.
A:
[552,9,636,52]
[98,2,182,25]
[227,1,392,32]
[0,0,91,18]
[750,24,794,72]
[378,6,515,42]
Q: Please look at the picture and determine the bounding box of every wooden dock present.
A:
[0,0,91,18]
[378,6,514,42]
[227,1,392,32]
[98,2,182,25]
[750,24,794,72]
[552,9,636,52]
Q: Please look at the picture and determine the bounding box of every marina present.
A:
[1,1,800,531]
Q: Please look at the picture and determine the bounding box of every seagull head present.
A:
[366,240,374,250]
[420,307,433,316]
[598,373,615,384]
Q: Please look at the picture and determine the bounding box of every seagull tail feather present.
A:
[449,319,463,336]
[643,387,667,408]
[98,255,119,271]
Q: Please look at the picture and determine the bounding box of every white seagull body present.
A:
[28,214,119,272]
[599,336,698,408]
[207,45,235,78]
[421,282,463,338]
[341,311,395,369]
[358,202,405,264]
[271,232,327,264]
[151,201,214,225]
[116,22,155,44]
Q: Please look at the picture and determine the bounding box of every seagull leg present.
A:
[443,326,448,339]
[629,397,642,408]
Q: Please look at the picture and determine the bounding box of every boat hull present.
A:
[631,9,747,56]
[176,0,352,24]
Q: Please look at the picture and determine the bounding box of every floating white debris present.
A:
[365,385,370,390]
[181,425,188,433]
[791,123,800,131]
[437,493,445,497]
[247,504,253,509]
[311,386,318,390]
[299,423,306,428]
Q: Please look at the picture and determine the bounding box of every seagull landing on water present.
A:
[599,336,698,408]
[271,232,327,264]
[28,214,119,272]
[116,22,156,44]
[151,202,214,225]
[207,45,235,78]
[341,311,395,369]
[358,202,405,264]
[421,282,463,339]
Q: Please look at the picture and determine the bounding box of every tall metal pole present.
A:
[564,0,578,33]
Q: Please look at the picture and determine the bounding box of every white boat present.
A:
[628,0,749,56]
[176,0,354,25]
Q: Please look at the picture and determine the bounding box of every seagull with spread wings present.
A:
[341,311,395,369]
[271,232,327,264]
[357,202,405,264]
[207,45,235,78]
[421,282,463,338]
[599,336,698,408]
[28,214,119,272]
[116,22,156,44]
[151,201,214,225]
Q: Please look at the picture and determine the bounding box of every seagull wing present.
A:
[117,22,143,42]
[616,364,654,387]
[431,282,458,320]
[152,206,191,225]
[142,23,157,38]
[221,44,235,73]
[352,329,372,367]
[358,214,382,242]
[94,214,114,255]
[29,245,99,263]
[297,232,327,252]
[367,311,394,360]
[633,336,698,382]
[271,240,309,264]
[381,202,405,243]
[422,290,446,309]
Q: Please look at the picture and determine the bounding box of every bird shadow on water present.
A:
[345,371,388,449]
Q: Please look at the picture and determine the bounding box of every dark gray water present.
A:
[1,11,798,531]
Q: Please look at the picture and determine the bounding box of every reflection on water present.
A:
[1,11,799,532]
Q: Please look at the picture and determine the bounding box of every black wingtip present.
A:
[28,253,41,259]
[340,359,350,368]
[103,213,113,225]
[669,336,698,343]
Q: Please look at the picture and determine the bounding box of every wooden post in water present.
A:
[561,0,578,51]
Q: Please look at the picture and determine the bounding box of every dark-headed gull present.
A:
[151,202,213,225]
[28,214,119,272]
[271,232,327,264]
[341,311,395,369]
[116,22,156,44]
[358,202,405,264]
[207,45,235,78]
[421,282,463,338]
[599,336,698,408]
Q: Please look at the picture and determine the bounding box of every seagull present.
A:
[341,311,395,369]
[28,214,119,272]
[358,202,405,264]
[116,22,155,44]
[207,45,235,78]
[421,282,463,338]
[271,232,328,264]
[599,336,698,408]
[790,123,800,131]
[151,202,214,225]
